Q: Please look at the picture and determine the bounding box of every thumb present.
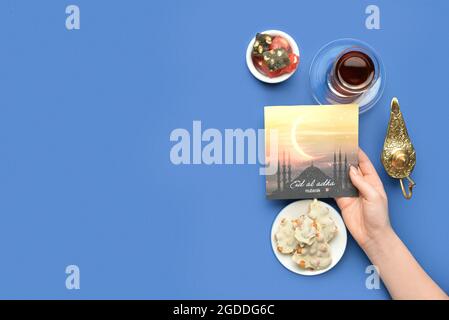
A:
[349,166,377,200]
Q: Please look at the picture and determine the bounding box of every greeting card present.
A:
[265,104,359,200]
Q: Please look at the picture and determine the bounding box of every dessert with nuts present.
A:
[251,32,299,78]
[274,199,338,271]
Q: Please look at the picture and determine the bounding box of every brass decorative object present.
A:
[381,97,416,199]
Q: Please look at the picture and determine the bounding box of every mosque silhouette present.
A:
[267,149,358,199]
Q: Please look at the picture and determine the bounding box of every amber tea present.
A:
[329,50,375,97]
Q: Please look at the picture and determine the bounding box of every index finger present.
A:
[357,148,385,193]
[358,148,381,178]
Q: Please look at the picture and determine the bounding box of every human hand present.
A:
[336,149,448,300]
[335,148,392,250]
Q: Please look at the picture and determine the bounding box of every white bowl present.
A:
[246,30,300,84]
[270,200,347,276]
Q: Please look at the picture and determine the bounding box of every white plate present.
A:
[246,30,300,84]
[270,200,347,276]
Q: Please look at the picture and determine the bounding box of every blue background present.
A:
[0,0,447,299]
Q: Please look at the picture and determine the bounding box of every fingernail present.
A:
[350,166,358,175]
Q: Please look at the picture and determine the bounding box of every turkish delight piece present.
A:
[275,218,298,254]
[262,48,291,72]
[252,33,273,57]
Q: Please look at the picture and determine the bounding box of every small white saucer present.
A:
[270,200,347,276]
[246,30,300,84]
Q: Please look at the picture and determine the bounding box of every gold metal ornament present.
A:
[381,97,416,199]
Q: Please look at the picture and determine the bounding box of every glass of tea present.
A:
[328,48,376,98]
[309,39,385,114]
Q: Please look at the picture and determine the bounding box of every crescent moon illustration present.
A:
[291,118,314,160]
